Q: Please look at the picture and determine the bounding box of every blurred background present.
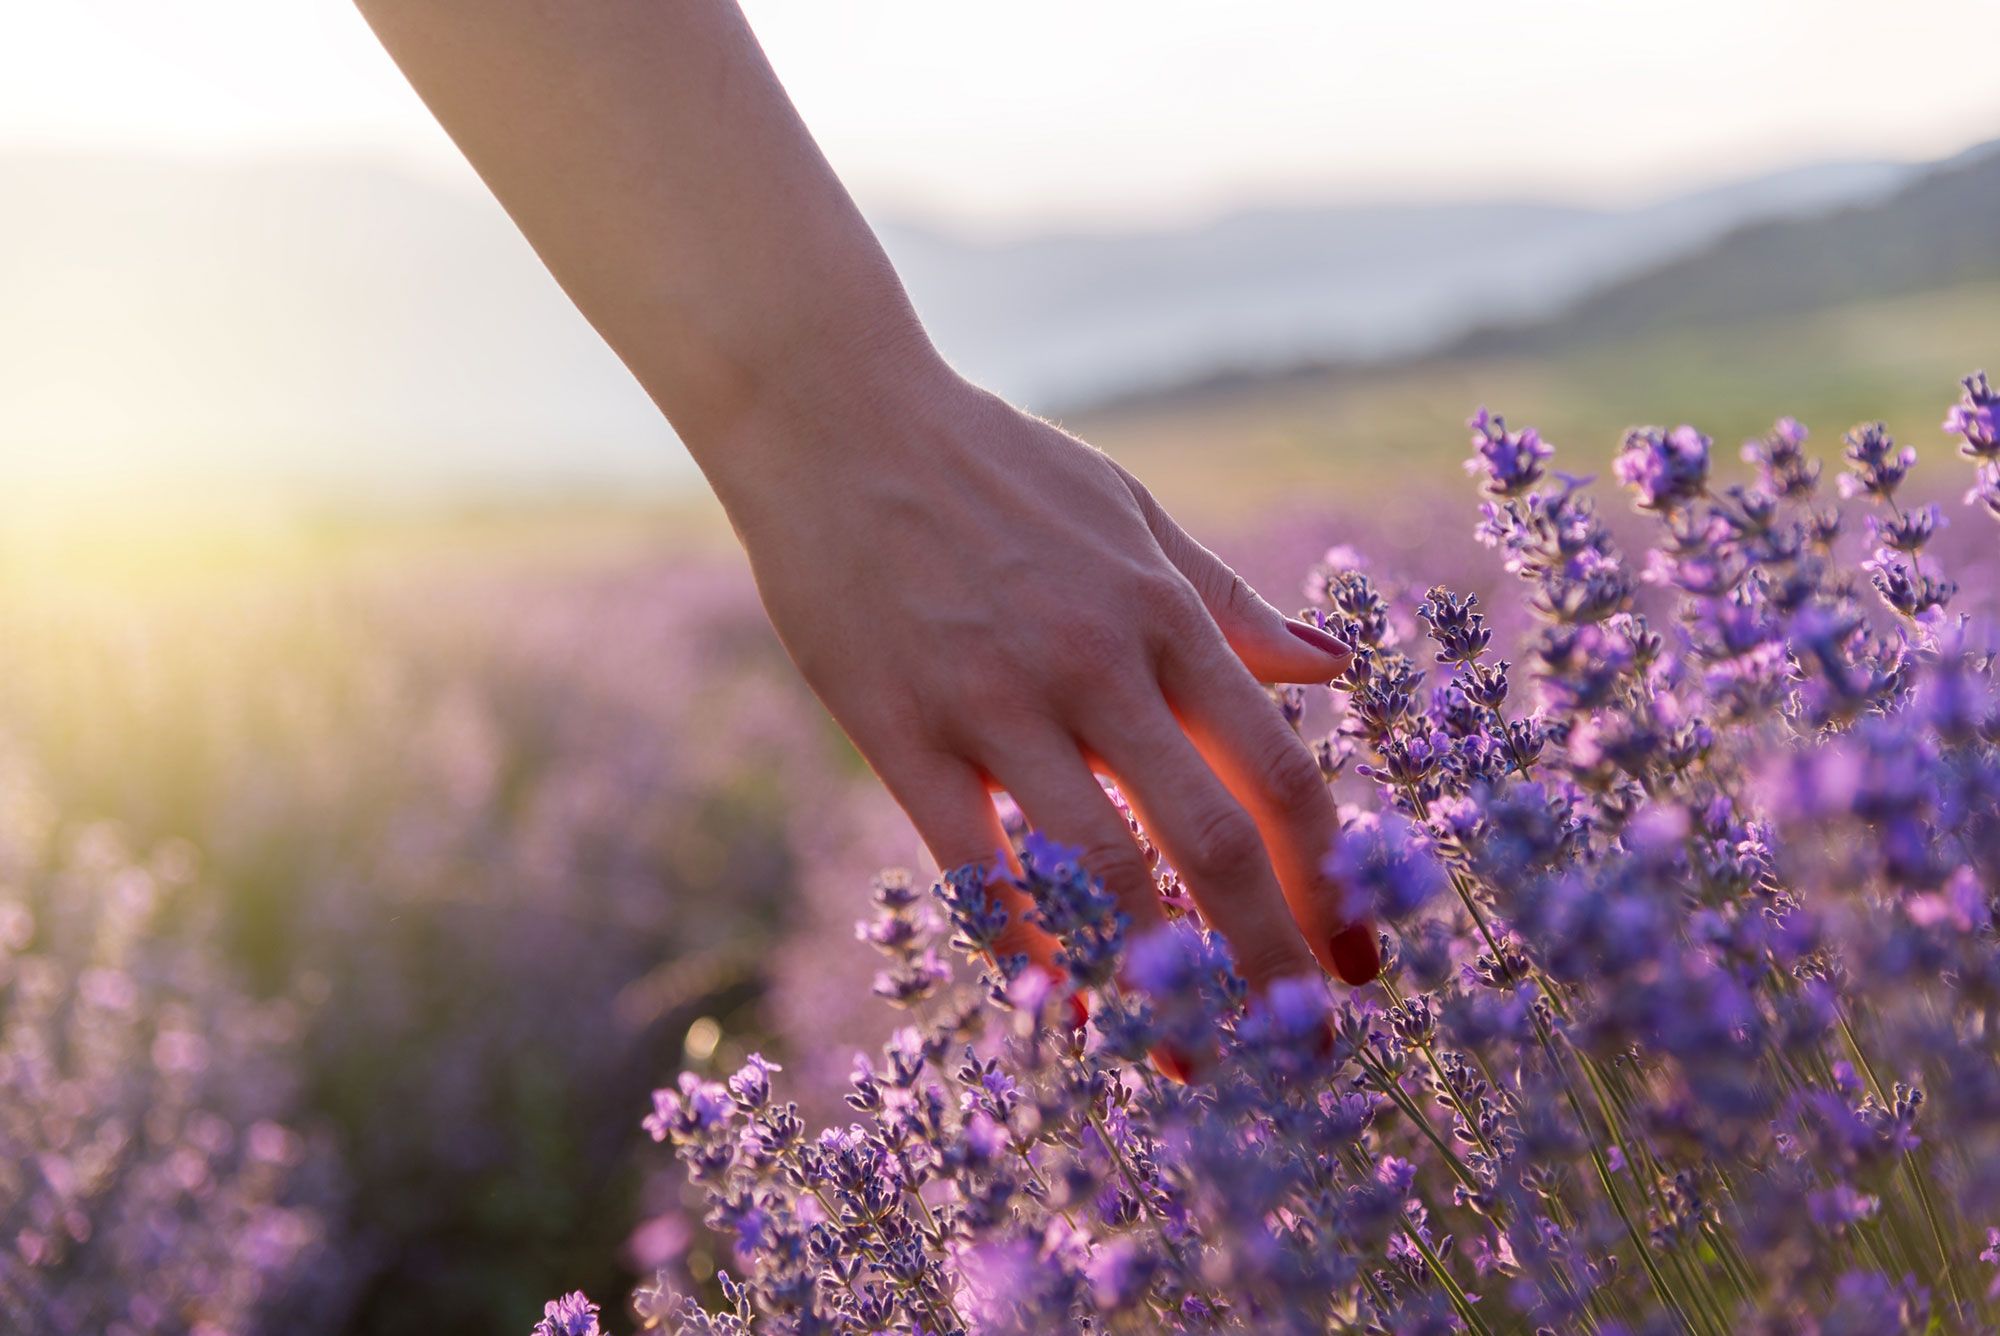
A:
[1,3,1995,1332]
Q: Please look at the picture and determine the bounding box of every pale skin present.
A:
[354,0,1381,1013]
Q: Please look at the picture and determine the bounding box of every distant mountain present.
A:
[0,148,1932,495]
[891,158,1917,408]
[1450,139,2000,358]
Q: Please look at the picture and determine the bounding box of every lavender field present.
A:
[0,546,920,1332]
[4,377,1998,1334]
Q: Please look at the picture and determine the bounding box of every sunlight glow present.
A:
[6,1,1996,230]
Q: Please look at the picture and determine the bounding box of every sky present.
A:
[9,1,1999,234]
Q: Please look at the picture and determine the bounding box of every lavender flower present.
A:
[1839,421,1917,500]
[1616,423,1712,512]
[1465,408,1554,497]
[533,1292,604,1336]
[1743,416,1821,498]
[1969,462,2000,523]
[1944,370,1999,459]
[1325,811,1447,921]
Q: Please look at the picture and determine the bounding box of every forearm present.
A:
[355,0,948,494]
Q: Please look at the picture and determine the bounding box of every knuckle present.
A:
[1220,571,1259,617]
[1073,835,1151,897]
[935,687,1038,754]
[935,847,997,878]
[1233,933,1318,986]
[1137,575,1207,636]
[934,640,1059,718]
[937,649,1018,711]
[1259,736,1329,818]
[873,689,943,745]
[1181,805,1264,882]
[993,915,1045,958]
[1045,620,1142,694]
[1132,567,1191,613]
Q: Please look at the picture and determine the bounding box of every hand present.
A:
[355,0,1377,1020]
[720,360,1382,996]
[355,0,1375,1006]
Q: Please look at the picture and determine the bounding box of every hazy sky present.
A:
[9,1,1998,232]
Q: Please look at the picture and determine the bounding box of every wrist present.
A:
[690,306,973,522]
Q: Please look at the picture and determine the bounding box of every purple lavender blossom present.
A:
[1969,462,2000,523]
[1465,408,1554,497]
[1838,421,1918,500]
[532,1292,604,1336]
[1944,370,1999,459]
[1615,423,1712,512]
[1867,500,1947,554]
[1743,416,1821,498]
[1324,811,1447,921]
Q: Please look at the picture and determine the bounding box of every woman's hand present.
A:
[719,357,1381,993]
[356,0,1378,997]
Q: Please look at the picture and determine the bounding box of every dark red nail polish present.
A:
[1066,991,1090,1031]
[1152,1047,1195,1084]
[1329,923,1381,985]
[1314,1018,1338,1062]
[1285,619,1352,660]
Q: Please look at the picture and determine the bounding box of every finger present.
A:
[983,735,1171,961]
[877,750,1057,980]
[1081,697,1321,993]
[1118,467,1350,684]
[1158,628,1381,986]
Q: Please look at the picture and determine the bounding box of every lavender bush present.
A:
[550,374,2000,1334]
[0,755,343,1333]
[0,560,880,1330]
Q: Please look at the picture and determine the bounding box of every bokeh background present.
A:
[2,3,1996,1331]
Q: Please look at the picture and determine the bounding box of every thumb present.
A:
[1121,471,1351,684]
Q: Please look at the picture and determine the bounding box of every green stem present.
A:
[1351,1047,1486,1196]
[1344,1146,1492,1336]
[1834,1011,1966,1318]
[1379,975,1503,1162]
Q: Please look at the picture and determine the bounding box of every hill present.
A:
[1076,140,2000,521]
[887,155,1913,407]
[1079,280,2000,524]
[1451,139,2000,358]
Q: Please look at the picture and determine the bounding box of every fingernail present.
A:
[1152,1046,1195,1084]
[1314,1018,1338,1062]
[1328,923,1381,985]
[1066,991,1091,1031]
[1285,619,1352,660]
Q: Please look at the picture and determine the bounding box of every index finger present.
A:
[1157,623,1381,986]
[1079,694,1323,994]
